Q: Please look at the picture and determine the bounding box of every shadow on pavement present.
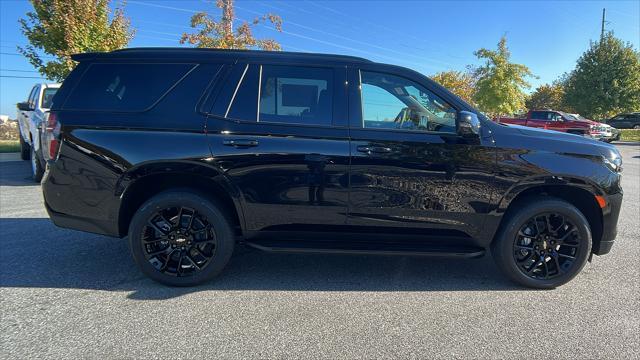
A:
[0,161,38,187]
[0,218,523,299]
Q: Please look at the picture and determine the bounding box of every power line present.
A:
[0,75,48,79]
[0,69,39,73]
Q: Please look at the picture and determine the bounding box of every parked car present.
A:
[16,83,60,181]
[569,113,620,143]
[606,112,640,129]
[497,110,604,139]
[42,48,623,289]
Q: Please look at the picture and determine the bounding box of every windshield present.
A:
[41,88,58,109]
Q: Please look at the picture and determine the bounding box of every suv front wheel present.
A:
[492,197,592,289]
[128,190,235,286]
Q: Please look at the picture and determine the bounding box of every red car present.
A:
[497,110,603,139]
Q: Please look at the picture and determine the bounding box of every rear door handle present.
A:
[223,139,259,147]
[357,145,392,154]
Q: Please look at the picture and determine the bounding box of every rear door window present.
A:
[27,86,38,109]
[64,63,194,111]
[258,65,333,126]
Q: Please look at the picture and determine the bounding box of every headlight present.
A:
[604,154,623,173]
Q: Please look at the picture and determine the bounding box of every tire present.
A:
[30,146,44,182]
[633,124,640,130]
[19,132,30,160]
[491,197,592,289]
[128,190,235,286]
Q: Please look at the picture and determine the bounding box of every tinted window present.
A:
[64,63,193,111]
[226,65,259,121]
[360,71,456,133]
[258,65,333,126]
[530,111,548,120]
[41,88,58,109]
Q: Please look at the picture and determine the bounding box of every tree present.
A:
[431,71,477,105]
[472,36,534,117]
[180,0,282,51]
[563,32,640,120]
[525,82,566,111]
[19,0,133,82]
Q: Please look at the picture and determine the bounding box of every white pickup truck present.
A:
[17,83,60,181]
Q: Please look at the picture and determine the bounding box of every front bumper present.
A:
[592,192,623,255]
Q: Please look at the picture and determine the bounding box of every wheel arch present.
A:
[495,181,603,253]
[116,161,245,238]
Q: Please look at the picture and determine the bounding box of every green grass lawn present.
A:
[0,140,20,153]
[619,129,640,142]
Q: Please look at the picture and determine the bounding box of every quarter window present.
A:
[64,63,194,111]
[360,71,456,133]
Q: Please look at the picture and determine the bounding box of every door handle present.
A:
[357,145,392,154]
[223,139,259,147]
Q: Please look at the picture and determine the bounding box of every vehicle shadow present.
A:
[0,218,525,300]
[0,161,38,187]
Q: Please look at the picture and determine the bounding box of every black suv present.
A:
[606,112,640,129]
[42,48,623,288]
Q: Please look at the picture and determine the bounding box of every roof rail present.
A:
[104,47,372,63]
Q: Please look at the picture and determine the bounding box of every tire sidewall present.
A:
[19,133,30,160]
[493,198,592,289]
[31,147,44,182]
[128,191,235,287]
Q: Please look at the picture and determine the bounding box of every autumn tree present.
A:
[19,0,133,81]
[431,71,477,105]
[181,0,282,50]
[563,32,640,119]
[525,82,566,111]
[472,36,534,117]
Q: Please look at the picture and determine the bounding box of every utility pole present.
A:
[601,8,606,40]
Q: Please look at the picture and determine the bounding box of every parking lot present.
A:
[0,143,638,358]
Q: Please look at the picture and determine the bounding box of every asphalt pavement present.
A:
[1,143,638,359]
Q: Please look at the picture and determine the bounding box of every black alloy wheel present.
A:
[492,197,591,289]
[141,206,217,277]
[128,191,234,286]
[513,213,582,280]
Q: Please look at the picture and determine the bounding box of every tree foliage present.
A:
[525,82,566,111]
[472,36,533,117]
[19,0,134,81]
[431,71,477,106]
[180,0,282,51]
[563,32,640,119]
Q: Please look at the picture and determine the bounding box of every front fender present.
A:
[493,148,622,213]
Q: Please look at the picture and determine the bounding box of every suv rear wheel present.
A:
[128,190,235,286]
[491,197,592,289]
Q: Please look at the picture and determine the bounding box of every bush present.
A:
[0,122,19,140]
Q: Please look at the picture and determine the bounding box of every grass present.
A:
[619,129,640,142]
[0,140,20,153]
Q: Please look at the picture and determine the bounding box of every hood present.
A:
[485,121,620,161]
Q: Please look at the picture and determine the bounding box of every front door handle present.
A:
[223,139,259,147]
[357,145,392,154]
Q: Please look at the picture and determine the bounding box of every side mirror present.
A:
[17,102,33,112]
[457,111,480,137]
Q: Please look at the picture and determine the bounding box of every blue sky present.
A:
[1,0,639,118]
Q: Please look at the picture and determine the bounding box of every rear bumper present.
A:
[592,192,623,255]
[45,202,120,237]
[42,160,121,238]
